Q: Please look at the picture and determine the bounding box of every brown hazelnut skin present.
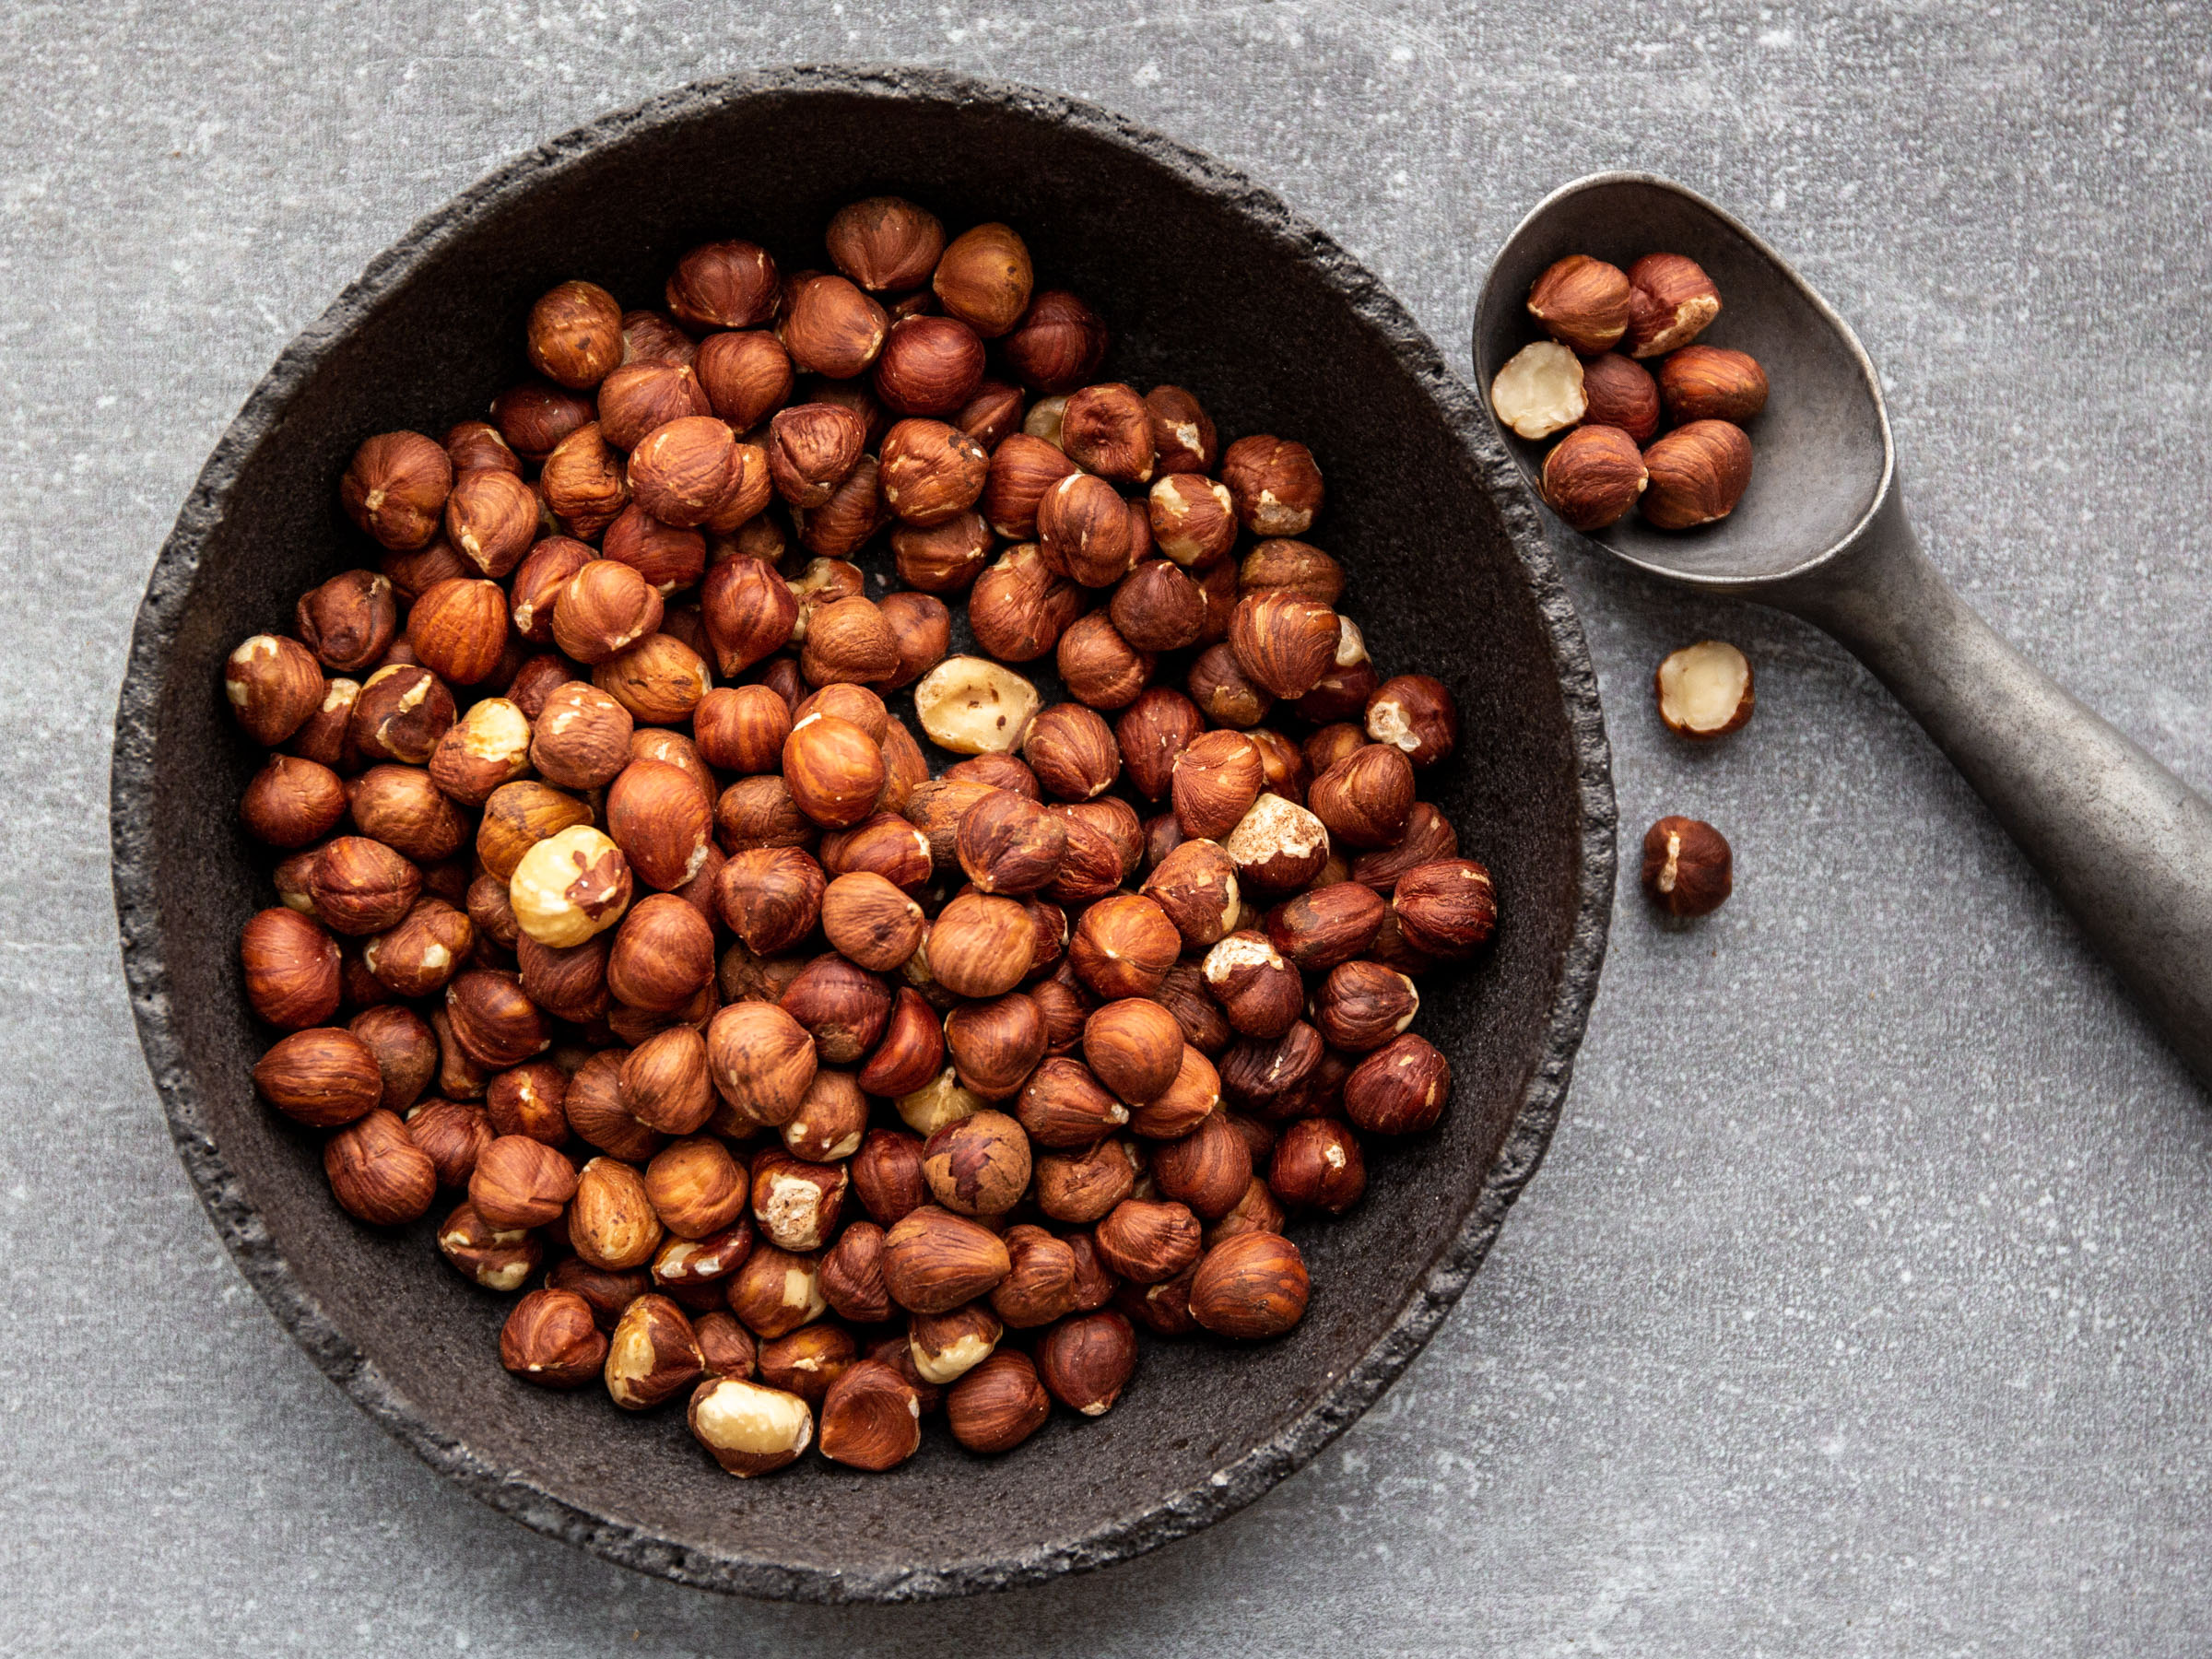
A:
[891,510,992,595]
[778,953,892,1065]
[1015,1055,1129,1149]
[692,685,791,775]
[749,1146,851,1252]
[605,759,714,896]
[629,416,743,529]
[1038,472,1138,589]
[1112,688,1202,804]
[695,328,794,430]
[1365,674,1459,769]
[349,665,458,769]
[989,1225,1079,1329]
[1067,894,1181,1002]
[350,1004,439,1114]
[1130,1043,1222,1142]
[926,892,1036,1001]
[444,968,552,1068]
[226,634,325,747]
[253,1027,382,1126]
[1062,1230,1124,1313]
[817,872,924,973]
[525,279,623,389]
[1344,1032,1453,1135]
[1268,1117,1366,1215]
[606,891,717,1014]
[568,1155,665,1271]
[1023,702,1121,802]
[309,837,422,936]
[1190,1230,1311,1339]
[819,1221,894,1325]
[595,359,710,451]
[1109,559,1207,654]
[1094,1197,1204,1285]
[881,1205,1013,1314]
[490,380,594,463]
[1055,611,1156,712]
[1142,384,1217,476]
[705,1001,821,1128]
[605,502,710,596]
[239,755,347,850]
[879,418,991,529]
[850,1125,932,1226]
[946,1349,1051,1454]
[932,222,1033,337]
[982,433,1078,541]
[1641,815,1733,917]
[1525,253,1633,355]
[323,1109,437,1226]
[1313,959,1421,1053]
[1228,593,1340,703]
[1035,1309,1138,1415]
[1306,744,1416,852]
[824,811,933,895]
[956,789,1068,898]
[1202,933,1304,1040]
[1392,856,1500,958]
[1060,382,1155,485]
[1265,881,1387,974]
[817,1359,924,1471]
[500,1288,610,1388]
[434,1198,540,1288]
[1004,288,1109,394]
[1641,418,1755,529]
[297,570,402,676]
[1186,643,1274,729]
[828,194,946,290]
[665,238,780,331]
[873,312,987,417]
[1580,352,1663,443]
[781,712,886,830]
[362,896,474,997]
[697,558,798,679]
[1625,252,1723,357]
[693,1312,758,1381]
[1171,729,1265,843]
[768,402,867,510]
[922,1108,1034,1215]
[782,274,889,380]
[1148,1109,1253,1221]
[1220,435,1324,537]
[755,1323,858,1406]
[469,1134,579,1230]
[444,466,539,579]
[603,1294,706,1410]
[1083,999,1185,1107]
[340,432,454,552]
[1542,425,1650,532]
[482,1059,568,1145]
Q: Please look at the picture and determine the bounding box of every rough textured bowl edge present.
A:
[107,63,1617,1603]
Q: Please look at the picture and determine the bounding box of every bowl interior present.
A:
[114,70,1610,1599]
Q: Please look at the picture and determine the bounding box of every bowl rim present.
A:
[108,62,1617,1602]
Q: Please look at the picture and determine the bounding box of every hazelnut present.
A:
[783,1068,870,1162]
[1641,418,1755,529]
[864,593,948,691]
[1082,999,1184,1106]
[240,755,347,848]
[340,432,453,552]
[782,274,889,379]
[1580,352,1663,443]
[469,1134,578,1229]
[1036,1309,1138,1415]
[820,1221,893,1324]
[698,555,798,677]
[693,1312,757,1380]
[443,466,538,578]
[1201,931,1303,1040]
[605,502,710,594]
[1488,339,1587,440]
[510,825,632,947]
[483,1059,568,1144]
[850,1124,931,1225]
[756,1321,858,1406]
[524,279,623,389]
[1004,288,1109,394]
[1015,1056,1129,1148]
[1128,1041,1220,1141]
[593,631,711,728]
[704,1001,818,1127]
[429,1006,491,1101]
[910,1302,1005,1386]
[1268,1117,1365,1215]
[1307,743,1416,850]
[1344,1031,1453,1135]
[715,773,816,854]
[750,1147,850,1251]
[1115,688,1204,801]
[1525,253,1632,354]
[826,194,946,291]
[968,544,1085,664]
[946,1350,1050,1453]
[601,761,712,897]
[1228,593,1339,703]
[1313,959,1420,1052]
[1094,1197,1203,1285]
[476,780,593,882]
[1207,1171,1286,1247]
[1391,856,1498,959]
[605,892,716,1015]
[1034,1135,1139,1225]
[1365,674,1458,768]
[1641,815,1733,917]
[491,381,594,462]
[1169,729,1262,842]
[817,1359,923,1471]
[665,239,780,331]
[933,222,1032,336]
[1037,472,1137,588]
[1220,435,1324,538]
[780,712,886,830]
[912,656,1041,756]
[595,359,710,450]
[700,848,816,961]
[1655,639,1755,738]
[1189,1231,1310,1339]
[444,968,551,1068]
[627,416,741,528]
[954,377,1026,449]
[502,653,577,722]
[922,1107,1034,1215]
[1141,838,1241,952]
[688,1376,814,1476]
[1009,707,1112,808]
[1053,611,1154,711]
[978,1225,1074,1331]
[695,329,794,429]
[348,664,456,767]
[296,570,401,676]
[1625,252,1722,357]
[891,510,993,594]
[322,1108,436,1225]
[1059,382,1154,485]
[794,680,889,741]
[874,313,987,416]
[435,1199,540,1289]
[693,685,790,774]
[501,1288,609,1388]
[308,837,420,935]
[529,680,634,788]
[539,422,629,537]
[420,700,528,808]
[1542,425,1649,532]
[253,1027,382,1127]
[876,418,988,528]
[362,897,473,996]
[882,1205,1012,1314]
[225,634,324,747]
[1222,794,1332,895]
[1064,894,1177,1004]
[823,811,935,890]
[956,790,1067,898]
[724,1241,829,1338]
[798,595,900,688]
[767,402,866,508]
[603,1294,705,1410]
[1185,642,1274,728]
[240,909,340,1030]
[1148,1104,1250,1220]
[1241,537,1346,605]
[1265,881,1385,972]
[565,1155,664,1271]
[982,433,1078,541]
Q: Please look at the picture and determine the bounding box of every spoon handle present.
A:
[1779,492,2212,1086]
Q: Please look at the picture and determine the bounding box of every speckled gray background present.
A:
[6,3,2208,1653]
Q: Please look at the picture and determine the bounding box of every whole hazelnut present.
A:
[665,239,780,331]
[1148,1106,1251,1220]
[1157,962,1232,1056]
[1228,593,1339,702]
[1307,744,1416,850]
[879,418,990,527]
[724,1241,828,1339]
[322,1108,436,1226]
[922,1108,1033,1216]
[1525,253,1632,355]
[755,1320,858,1407]
[1055,611,1155,711]
[1190,1230,1310,1338]
[932,222,1033,337]
[1039,808,1126,907]
[1392,856,1499,958]
[443,466,538,578]
[1344,1031,1453,1135]
[1268,1117,1365,1215]
[501,1288,609,1389]
[1022,702,1121,802]
[509,824,633,947]
[704,1001,818,1127]
[1186,642,1275,728]
[688,1375,814,1476]
[226,634,325,747]
[1141,838,1241,952]
[1655,639,1756,738]
[1033,1135,1140,1225]
[1037,472,1137,588]
[435,1199,540,1289]
[982,433,1078,541]
[469,1134,578,1229]
[1201,931,1303,1040]
[779,712,886,830]
[1004,289,1109,394]
[1036,1309,1138,1415]
[524,279,623,389]
[529,681,633,789]
[712,846,825,957]
[698,555,798,677]
[539,422,630,537]
[891,510,992,594]
[767,403,866,509]
[1138,385,1214,477]
[1015,1057,1129,1148]
[822,811,935,890]
[240,908,341,1030]
[1641,815,1733,917]
[309,837,420,935]
[693,1312,757,1381]
[240,755,347,848]
[955,377,1026,449]
[402,577,507,687]
[628,416,741,528]
[1094,1197,1204,1285]
[569,1156,665,1271]
[296,570,400,675]
[955,790,1067,898]
[850,1124,931,1226]
[605,502,709,594]
[827,194,946,291]
[1171,729,1265,841]
[421,700,529,808]
[1365,674,1459,768]
[783,273,889,380]
[443,968,550,1068]
[483,1059,568,1144]
[502,653,576,722]
[604,1295,705,1411]
[1542,425,1650,532]
[799,596,900,689]
[912,656,1041,757]
[967,545,1084,663]
[882,1205,1012,1314]
[1313,959,1420,1052]
[603,758,712,894]
[750,1147,850,1252]
[1220,435,1324,537]
[793,454,889,559]
[491,381,594,463]
[854,991,947,1102]
[777,954,890,1065]
[1115,687,1204,801]
[606,892,716,1014]
[874,313,987,417]
[1060,382,1155,485]
[1641,418,1755,529]
[817,1359,923,1471]
[1579,352,1663,443]
[1067,893,1180,1002]
[946,1350,1050,1454]
[618,1024,714,1134]
[340,430,456,555]
[695,329,794,429]
[693,685,791,774]
[253,1027,382,1126]
[868,591,948,690]
[476,780,593,882]
[715,773,816,853]
[595,359,710,450]
[641,1136,750,1242]
[348,665,456,767]
[1625,252,1723,357]
[551,559,663,667]
[362,896,474,996]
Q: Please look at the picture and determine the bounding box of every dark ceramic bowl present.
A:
[110,66,1614,1601]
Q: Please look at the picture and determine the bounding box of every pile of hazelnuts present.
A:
[1488,252,1770,534]
[224,194,1495,1478]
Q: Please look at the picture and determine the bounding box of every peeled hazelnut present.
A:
[1490,339,1588,441]
[1392,856,1499,958]
[322,1108,436,1225]
[817,1359,923,1471]
[982,434,1078,541]
[1542,423,1650,532]
[1201,931,1304,1040]
[768,402,866,509]
[725,1241,828,1339]
[1021,703,1124,805]
[1004,288,1109,394]
[435,1198,539,1289]
[874,313,987,417]
[882,1205,1012,1314]
[1625,252,1723,357]
[750,1147,850,1251]
[946,1349,1050,1453]
[348,665,456,767]
[1641,815,1733,918]
[665,239,780,331]
[1526,253,1632,355]
[443,466,538,578]
[695,328,794,429]
[1190,1230,1310,1339]
[1579,352,1663,443]
[1036,1309,1137,1415]
[1220,435,1323,538]
[1655,639,1755,738]
[1186,642,1274,729]
[913,655,1041,756]
[1222,794,1332,895]
[704,1000,818,1127]
[922,1107,1033,1215]
[491,380,594,463]
[469,1134,577,1229]
[1313,959,1420,1052]
[1641,418,1755,529]
[688,1375,813,1476]
[933,222,1032,337]
[501,1288,608,1388]
[1268,1117,1365,1215]
[782,274,888,379]
[1307,743,1416,851]
[1366,674,1458,768]
[510,825,632,947]
[1038,472,1137,588]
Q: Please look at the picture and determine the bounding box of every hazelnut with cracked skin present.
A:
[1038,471,1139,589]
[510,825,632,948]
[750,1147,850,1252]
[539,423,629,537]
[595,359,709,450]
[1201,931,1303,1040]
[1142,838,1241,951]
[477,780,593,883]
[1147,473,1237,570]
[435,1199,539,1289]
[1222,793,1332,895]
[969,543,1085,663]
[1221,435,1323,537]
[1490,339,1587,441]
[1365,674,1458,768]
[1526,253,1632,355]
[605,1295,705,1411]
[1641,815,1733,917]
[226,634,325,747]
[349,665,455,767]
[922,1108,1033,1215]
[1186,642,1274,729]
[570,1156,665,1271]
[724,1241,828,1339]
[1344,1031,1453,1135]
[1542,425,1649,532]
[1656,639,1755,737]
[1145,384,1218,475]
[1625,252,1722,357]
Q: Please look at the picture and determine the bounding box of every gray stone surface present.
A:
[2,2,2206,1652]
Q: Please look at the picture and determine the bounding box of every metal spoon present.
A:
[1474,171,2212,1088]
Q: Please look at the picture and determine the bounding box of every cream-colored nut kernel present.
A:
[896,1067,985,1136]
[912,655,1041,755]
[509,825,632,947]
[1654,640,1755,738]
[689,1377,814,1473]
[1489,340,1587,441]
[1333,618,1368,667]
[1202,931,1288,986]
[912,1327,996,1385]
[1023,394,1069,450]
